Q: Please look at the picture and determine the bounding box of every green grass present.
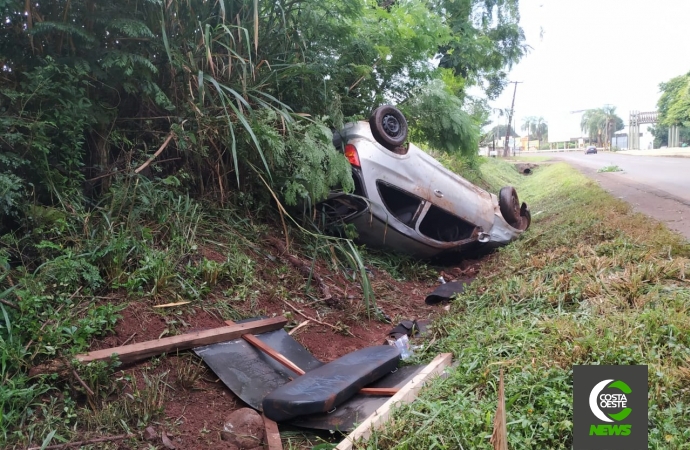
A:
[598,165,623,173]
[364,161,690,449]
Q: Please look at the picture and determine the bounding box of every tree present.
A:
[521,116,537,138]
[649,124,690,148]
[484,124,518,143]
[437,0,527,100]
[534,117,548,147]
[657,72,690,128]
[0,0,528,220]
[580,107,623,148]
[521,116,547,146]
[401,80,479,155]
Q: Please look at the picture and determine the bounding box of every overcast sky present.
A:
[486,0,690,140]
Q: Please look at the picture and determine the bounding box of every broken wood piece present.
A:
[288,319,310,335]
[225,320,306,375]
[153,301,191,308]
[262,413,283,450]
[357,387,399,396]
[30,317,288,376]
[224,320,398,397]
[335,353,453,450]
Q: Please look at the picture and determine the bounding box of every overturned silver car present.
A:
[321,106,530,259]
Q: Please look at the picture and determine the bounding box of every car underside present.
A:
[319,106,531,259]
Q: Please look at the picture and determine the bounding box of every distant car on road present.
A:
[585,145,597,154]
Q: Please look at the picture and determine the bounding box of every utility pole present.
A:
[503,81,523,157]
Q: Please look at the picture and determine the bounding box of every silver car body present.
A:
[327,121,528,258]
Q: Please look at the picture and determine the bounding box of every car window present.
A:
[376,181,422,227]
[419,205,477,242]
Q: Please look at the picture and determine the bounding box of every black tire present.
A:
[499,186,521,225]
[369,105,408,149]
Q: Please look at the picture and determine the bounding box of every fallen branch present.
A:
[134,133,174,174]
[5,275,22,308]
[0,298,18,310]
[153,301,190,308]
[281,299,354,337]
[121,332,137,346]
[71,369,95,397]
[268,237,335,303]
[27,433,135,450]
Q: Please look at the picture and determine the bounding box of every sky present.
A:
[486,0,690,141]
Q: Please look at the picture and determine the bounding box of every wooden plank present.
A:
[335,353,453,450]
[262,413,284,450]
[225,320,305,375]
[32,321,289,377]
[75,316,288,365]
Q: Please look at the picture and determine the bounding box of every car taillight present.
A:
[344,144,361,167]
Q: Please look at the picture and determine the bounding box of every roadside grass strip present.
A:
[366,162,690,449]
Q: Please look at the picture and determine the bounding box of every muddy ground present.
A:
[89,240,483,449]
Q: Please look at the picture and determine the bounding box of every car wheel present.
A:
[369,105,408,150]
[499,186,521,226]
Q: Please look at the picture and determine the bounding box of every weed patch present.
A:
[598,165,623,173]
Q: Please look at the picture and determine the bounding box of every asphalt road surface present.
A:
[542,151,690,241]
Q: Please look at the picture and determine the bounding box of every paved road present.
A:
[541,151,690,240]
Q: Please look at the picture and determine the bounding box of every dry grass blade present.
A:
[490,369,508,450]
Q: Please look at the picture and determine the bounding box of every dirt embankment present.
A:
[88,241,483,449]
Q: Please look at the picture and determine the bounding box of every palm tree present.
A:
[521,116,536,139]
[581,107,623,149]
[581,109,607,147]
[534,117,547,147]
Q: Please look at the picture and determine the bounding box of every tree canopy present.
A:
[0,0,527,220]
[483,124,518,143]
[657,72,690,128]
